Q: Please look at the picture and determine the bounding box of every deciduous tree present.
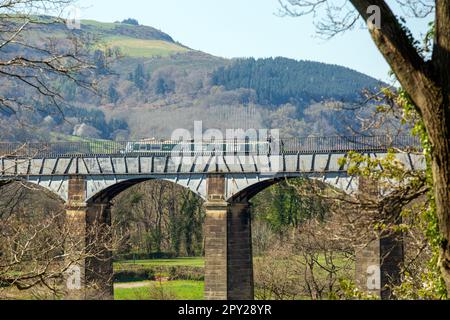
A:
[279,0,450,292]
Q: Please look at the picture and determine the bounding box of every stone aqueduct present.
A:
[0,137,425,299]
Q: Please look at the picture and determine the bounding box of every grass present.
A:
[50,132,106,142]
[100,36,189,58]
[114,280,204,300]
[24,19,191,59]
[113,258,205,300]
[81,19,119,31]
[3,255,352,300]
[114,257,204,269]
[49,132,122,154]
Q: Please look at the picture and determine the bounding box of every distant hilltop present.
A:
[81,19,176,43]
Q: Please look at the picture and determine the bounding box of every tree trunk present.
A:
[428,101,450,292]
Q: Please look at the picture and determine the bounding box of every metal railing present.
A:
[280,135,421,154]
[0,135,422,158]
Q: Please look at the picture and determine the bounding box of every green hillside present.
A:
[80,19,176,42]
[0,17,387,143]
[80,20,190,58]
[212,57,381,107]
[100,36,189,58]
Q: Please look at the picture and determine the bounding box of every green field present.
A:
[114,280,204,300]
[26,19,191,59]
[1,256,352,300]
[101,36,189,58]
[50,132,108,143]
[114,258,204,300]
[81,19,119,31]
[115,257,204,268]
[49,132,123,154]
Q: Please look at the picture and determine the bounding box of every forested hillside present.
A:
[211,57,380,108]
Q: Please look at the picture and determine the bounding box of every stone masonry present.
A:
[355,177,404,299]
[65,175,113,300]
[204,175,254,300]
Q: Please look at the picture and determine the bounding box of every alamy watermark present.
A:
[66,264,81,290]
[366,265,381,290]
[65,5,81,30]
[367,5,381,30]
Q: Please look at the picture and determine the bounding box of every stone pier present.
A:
[64,175,114,300]
[355,233,404,299]
[204,175,254,300]
[355,177,404,299]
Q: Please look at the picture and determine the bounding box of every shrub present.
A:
[113,252,177,261]
[168,266,204,281]
[114,268,156,283]
[114,265,204,282]
[121,18,139,26]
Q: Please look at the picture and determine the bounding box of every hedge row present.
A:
[114,265,204,283]
[113,252,178,261]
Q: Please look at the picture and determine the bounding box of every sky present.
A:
[75,0,432,82]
